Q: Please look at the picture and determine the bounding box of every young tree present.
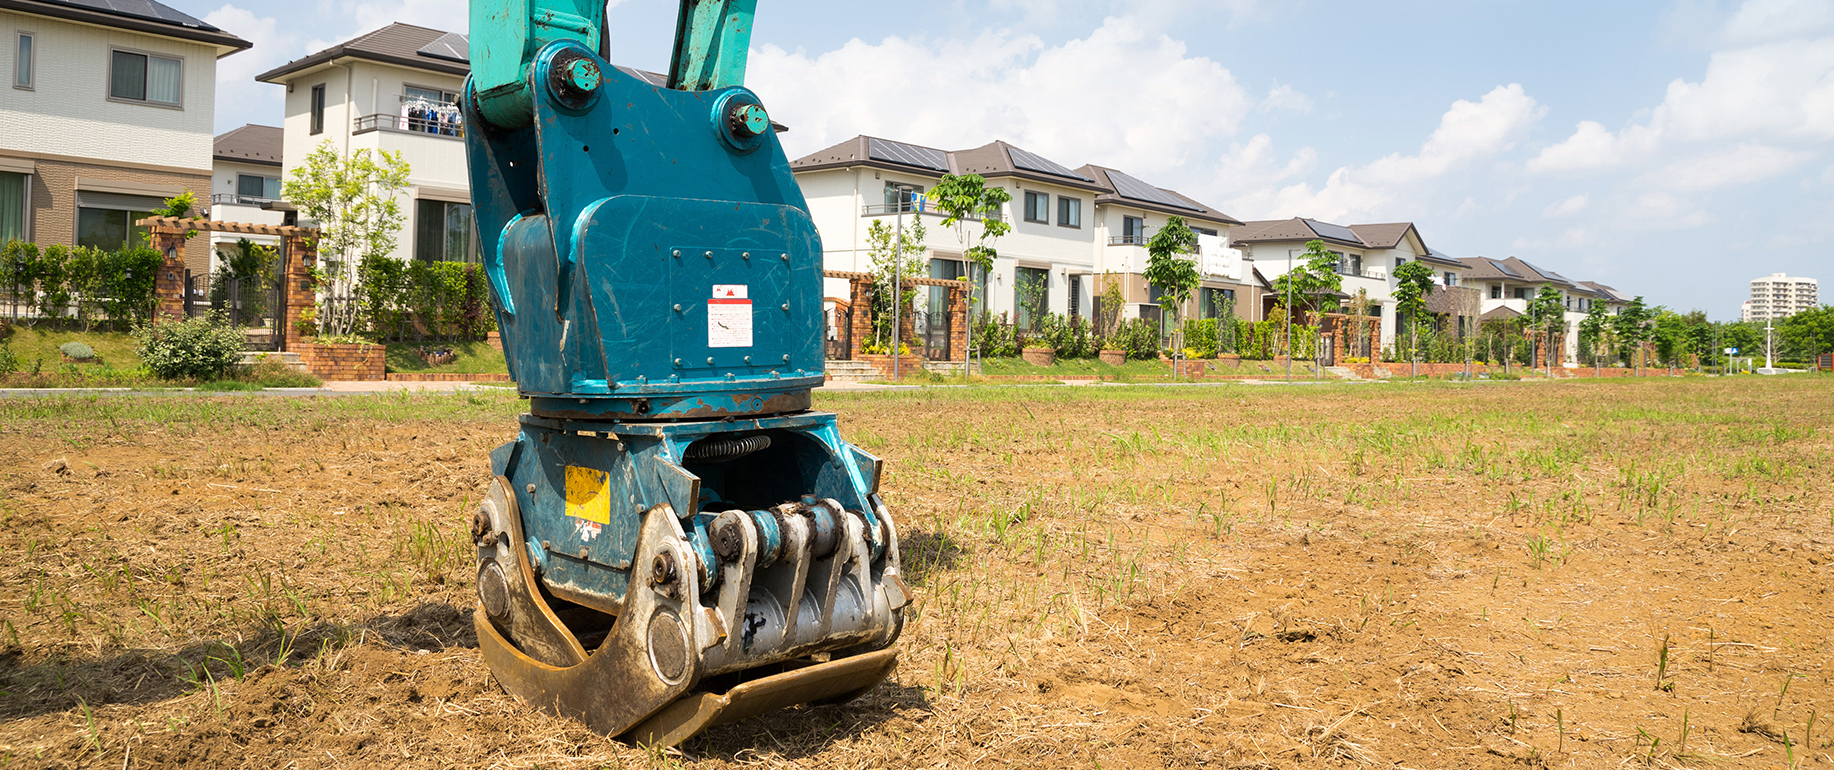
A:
[283,140,410,337]
[1578,301,1613,375]
[932,173,1012,365]
[1142,215,1200,335]
[1392,259,1436,376]
[864,217,927,353]
[1611,296,1651,374]
[1268,240,1344,317]
[1526,285,1566,376]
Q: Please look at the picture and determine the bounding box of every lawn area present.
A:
[382,340,508,374]
[977,354,1325,378]
[0,377,1829,767]
[0,325,141,369]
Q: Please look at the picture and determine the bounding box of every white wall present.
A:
[0,10,218,171]
[278,60,469,262]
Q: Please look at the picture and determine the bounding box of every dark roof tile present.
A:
[213,124,282,166]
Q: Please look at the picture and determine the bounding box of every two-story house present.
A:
[790,135,1249,357]
[1458,256,1630,363]
[205,123,286,269]
[255,23,478,266]
[1232,218,1467,346]
[1,0,249,273]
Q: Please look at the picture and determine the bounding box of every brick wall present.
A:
[299,342,385,381]
[21,158,211,273]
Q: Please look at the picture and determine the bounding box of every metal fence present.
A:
[913,307,951,361]
[186,271,282,350]
[825,302,851,361]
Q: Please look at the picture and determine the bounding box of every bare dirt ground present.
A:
[0,377,1829,769]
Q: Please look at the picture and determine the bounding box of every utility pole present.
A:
[1285,249,1293,382]
[1764,315,1774,372]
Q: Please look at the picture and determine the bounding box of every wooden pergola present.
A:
[135,215,320,351]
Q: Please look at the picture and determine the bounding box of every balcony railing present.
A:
[1340,266,1387,280]
[353,112,465,140]
[1108,234,1147,245]
[859,202,999,221]
[211,193,279,207]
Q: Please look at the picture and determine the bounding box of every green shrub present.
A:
[0,344,17,375]
[1182,318,1218,358]
[58,342,96,360]
[243,355,321,388]
[135,314,246,381]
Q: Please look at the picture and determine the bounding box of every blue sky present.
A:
[203,0,1834,319]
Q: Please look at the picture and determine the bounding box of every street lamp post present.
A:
[1285,249,1292,383]
[892,189,905,382]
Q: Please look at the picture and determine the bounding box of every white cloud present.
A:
[751,16,1251,179]
[1543,194,1589,217]
[1226,84,1542,221]
[1260,83,1313,114]
[205,5,297,132]
[1724,0,1834,44]
[1639,143,1813,191]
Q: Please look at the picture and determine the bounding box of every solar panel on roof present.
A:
[1489,259,1522,278]
[1517,260,1571,283]
[417,32,468,63]
[1302,218,1362,244]
[1106,169,1198,211]
[868,138,949,172]
[57,0,216,29]
[1008,146,1091,181]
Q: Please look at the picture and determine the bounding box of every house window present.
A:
[883,181,921,212]
[237,174,280,201]
[0,171,27,243]
[1121,216,1144,244]
[75,192,164,251]
[1335,252,1361,276]
[1014,266,1049,330]
[1055,196,1081,228]
[401,85,461,135]
[310,84,326,135]
[14,32,32,90]
[109,49,182,106]
[1198,286,1235,319]
[415,199,479,263]
[1023,191,1048,223]
[1444,271,1458,287]
[1490,284,1502,299]
[1513,288,1529,300]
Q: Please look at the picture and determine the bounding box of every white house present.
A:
[789,135,1251,357]
[205,123,285,271]
[0,0,249,274]
[1232,218,1467,346]
[255,23,476,265]
[1457,256,1633,363]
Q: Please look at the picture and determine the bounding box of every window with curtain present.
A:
[1022,191,1048,223]
[0,172,26,244]
[237,174,280,200]
[310,84,325,134]
[109,50,181,106]
[1057,196,1080,228]
[415,199,479,263]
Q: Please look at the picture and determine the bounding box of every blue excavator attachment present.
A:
[462,0,907,744]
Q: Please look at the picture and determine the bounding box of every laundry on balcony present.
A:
[398,98,464,136]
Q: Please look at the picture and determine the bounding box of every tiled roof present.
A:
[213,124,282,167]
[258,23,465,82]
[788,135,1240,225]
[1233,217,1366,247]
[0,0,250,50]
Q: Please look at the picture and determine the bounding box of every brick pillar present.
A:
[847,277,873,360]
[948,284,968,360]
[1368,323,1381,363]
[151,227,187,322]
[283,233,318,352]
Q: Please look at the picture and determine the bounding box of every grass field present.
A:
[0,377,1828,768]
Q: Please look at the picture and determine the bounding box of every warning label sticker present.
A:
[708,284,752,348]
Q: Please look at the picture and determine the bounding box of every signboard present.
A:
[708,285,752,348]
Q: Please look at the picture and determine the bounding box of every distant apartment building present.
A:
[0,0,249,273]
[1742,273,1818,322]
[789,135,1258,358]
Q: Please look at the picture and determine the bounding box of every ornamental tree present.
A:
[283,140,410,337]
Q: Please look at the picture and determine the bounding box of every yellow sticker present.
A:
[564,465,611,525]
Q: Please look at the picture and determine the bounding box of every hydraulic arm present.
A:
[461,0,907,745]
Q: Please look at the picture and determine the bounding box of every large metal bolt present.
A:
[712,521,742,561]
[651,551,679,586]
[563,58,601,93]
[727,102,770,139]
